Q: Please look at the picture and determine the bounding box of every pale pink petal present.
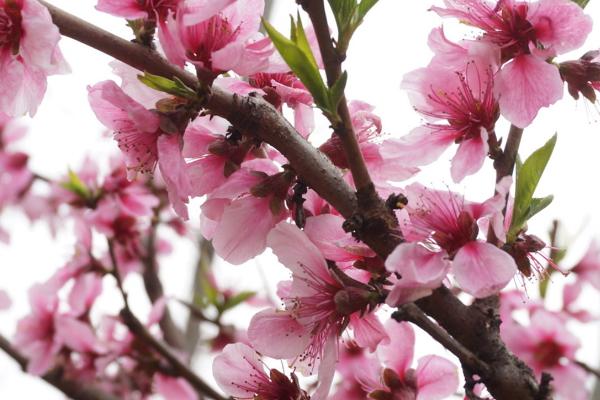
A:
[450,127,489,182]
[385,243,450,306]
[267,221,331,282]
[382,126,455,167]
[377,320,414,377]
[213,343,267,398]
[182,0,236,26]
[453,241,517,298]
[25,340,58,376]
[147,297,167,327]
[247,309,310,359]
[294,102,315,138]
[0,57,47,117]
[212,196,285,264]
[68,274,103,317]
[0,290,11,310]
[155,373,198,400]
[311,333,337,400]
[54,316,103,353]
[349,313,388,352]
[528,0,592,54]
[157,134,191,220]
[415,355,459,400]
[496,55,563,128]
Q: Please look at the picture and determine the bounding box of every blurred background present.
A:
[1,0,599,398]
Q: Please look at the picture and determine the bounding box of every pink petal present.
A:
[385,243,450,306]
[496,55,563,128]
[349,313,388,352]
[377,320,414,377]
[68,274,103,317]
[96,0,147,19]
[54,316,103,353]
[0,290,12,310]
[213,343,267,398]
[212,196,285,264]
[267,221,331,282]
[452,241,517,298]
[154,373,198,400]
[0,57,47,117]
[381,126,455,167]
[311,333,338,400]
[247,309,310,359]
[157,134,191,219]
[528,0,592,54]
[450,127,489,182]
[182,0,236,26]
[415,355,459,400]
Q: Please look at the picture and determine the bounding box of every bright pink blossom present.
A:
[0,0,70,116]
[88,80,191,219]
[432,0,592,127]
[213,343,308,400]
[362,320,459,400]
[96,0,181,21]
[158,0,271,75]
[248,222,387,400]
[502,309,587,400]
[400,179,517,297]
[385,243,450,306]
[385,28,499,182]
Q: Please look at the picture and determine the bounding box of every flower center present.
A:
[534,340,564,368]
[189,15,240,71]
[0,3,21,52]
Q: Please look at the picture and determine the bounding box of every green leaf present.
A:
[290,13,319,70]
[357,0,379,19]
[138,72,197,100]
[61,169,91,199]
[328,0,357,30]
[329,70,348,108]
[221,291,256,312]
[571,0,590,8]
[263,18,331,112]
[525,195,554,221]
[509,134,557,238]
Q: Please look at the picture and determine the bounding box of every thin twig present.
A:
[576,360,600,378]
[392,303,490,376]
[120,308,229,400]
[298,0,373,192]
[0,335,120,400]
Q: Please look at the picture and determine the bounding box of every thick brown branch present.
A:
[495,124,524,182]
[40,3,542,399]
[393,303,490,374]
[0,335,120,400]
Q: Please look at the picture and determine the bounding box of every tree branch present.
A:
[495,124,524,183]
[39,3,543,399]
[0,335,121,400]
[120,308,229,400]
[392,303,490,375]
[298,0,374,193]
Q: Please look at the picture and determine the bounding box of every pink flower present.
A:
[248,222,387,400]
[200,160,289,264]
[432,0,592,127]
[154,374,197,400]
[0,0,69,116]
[385,28,499,182]
[571,239,600,291]
[158,0,271,75]
[0,289,11,310]
[96,0,181,21]
[213,343,308,400]
[384,242,450,306]
[400,179,517,297]
[88,80,191,219]
[363,320,459,400]
[502,309,587,400]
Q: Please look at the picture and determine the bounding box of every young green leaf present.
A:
[329,70,348,108]
[221,291,256,312]
[328,0,357,30]
[357,0,379,19]
[509,134,557,239]
[572,0,590,8]
[138,72,197,100]
[61,169,91,199]
[263,18,332,112]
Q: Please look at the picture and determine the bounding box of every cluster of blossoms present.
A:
[1,0,600,399]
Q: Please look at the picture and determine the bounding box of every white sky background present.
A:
[1,0,600,398]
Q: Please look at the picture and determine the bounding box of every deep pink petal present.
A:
[157,134,191,219]
[450,127,489,182]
